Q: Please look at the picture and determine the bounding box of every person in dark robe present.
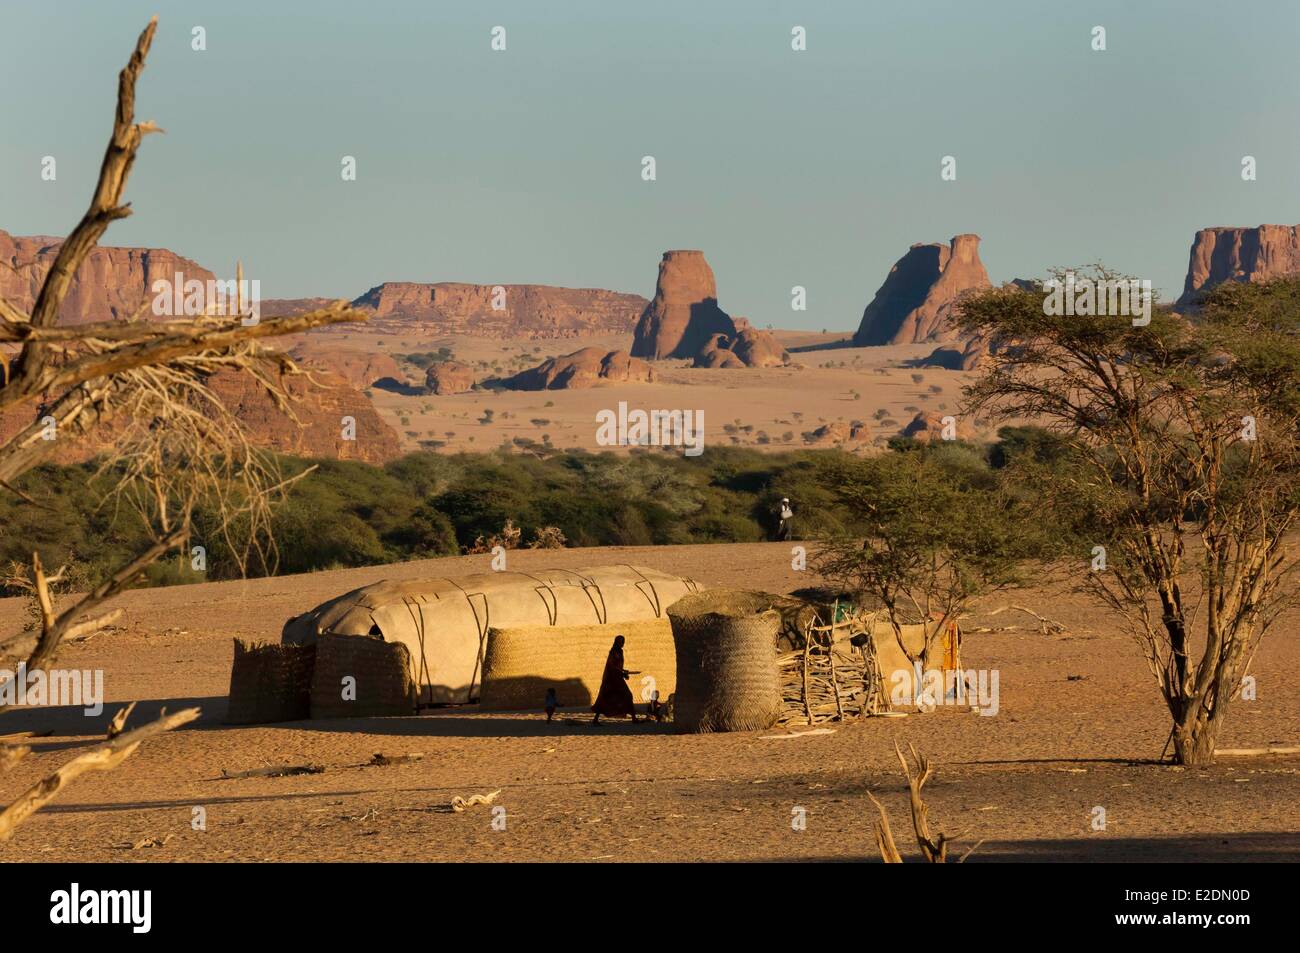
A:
[591,634,639,724]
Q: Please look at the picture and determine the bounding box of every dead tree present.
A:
[866,742,981,863]
[0,17,366,700]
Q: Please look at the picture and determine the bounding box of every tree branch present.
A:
[26,18,157,331]
[0,528,185,710]
[0,706,199,842]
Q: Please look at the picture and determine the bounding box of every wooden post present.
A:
[827,624,844,721]
[801,617,813,724]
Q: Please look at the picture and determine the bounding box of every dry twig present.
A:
[865,742,982,863]
[106,701,137,739]
[0,707,199,842]
[451,790,502,813]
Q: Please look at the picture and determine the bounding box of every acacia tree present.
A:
[959,273,1300,765]
[814,448,1051,683]
[0,19,364,704]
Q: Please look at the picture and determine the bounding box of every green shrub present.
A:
[5,443,1047,586]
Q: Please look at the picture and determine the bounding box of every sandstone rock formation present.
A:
[918,278,1034,371]
[425,361,476,395]
[1,229,649,340]
[260,297,337,318]
[631,251,737,359]
[920,332,997,371]
[206,368,401,463]
[0,231,400,462]
[729,327,790,367]
[853,234,992,346]
[0,367,401,465]
[901,411,976,443]
[1178,224,1300,306]
[0,229,214,324]
[288,342,406,390]
[805,420,872,448]
[693,334,747,368]
[497,347,655,391]
[916,345,962,370]
[349,282,646,339]
[958,334,992,370]
[629,251,789,368]
[693,327,790,368]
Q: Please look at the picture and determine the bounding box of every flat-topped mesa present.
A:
[350,282,646,339]
[853,234,992,346]
[0,228,214,324]
[631,250,738,359]
[1178,224,1300,307]
[496,347,655,391]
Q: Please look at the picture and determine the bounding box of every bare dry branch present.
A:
[9,17,158,407]
[0,296,28,326]
[106,701,137,739]
[867,743,976,863]
[2,528,185,709]
[978,604,1067,634]
[866,791,903,863]
[27,19,156,330]
[0,707,199,842]
[895,741,948,862]
[0,303,362,415]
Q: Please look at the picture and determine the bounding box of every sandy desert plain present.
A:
[344,327,961,455]
[1,537,1297,863]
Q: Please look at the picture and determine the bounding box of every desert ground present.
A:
[1,542,1297,863]
[335,327,969,454]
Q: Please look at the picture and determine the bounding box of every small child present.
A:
[544,687,559,722]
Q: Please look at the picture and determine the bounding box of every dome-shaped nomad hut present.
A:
[282,565,701,706]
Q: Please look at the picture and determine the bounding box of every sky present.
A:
[2,1,1298,330]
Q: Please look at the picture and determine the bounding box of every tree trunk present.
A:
[1172,704,1227,766]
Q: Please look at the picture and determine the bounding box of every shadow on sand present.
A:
[296,709,671,738]
[0,695,227,753]
[0,695,669,746]
[369,376,424,396]
[790,831,1300,862]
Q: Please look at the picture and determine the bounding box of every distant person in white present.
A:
[777,497,794,541]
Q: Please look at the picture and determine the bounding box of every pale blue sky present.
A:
[3,1,1298,328]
